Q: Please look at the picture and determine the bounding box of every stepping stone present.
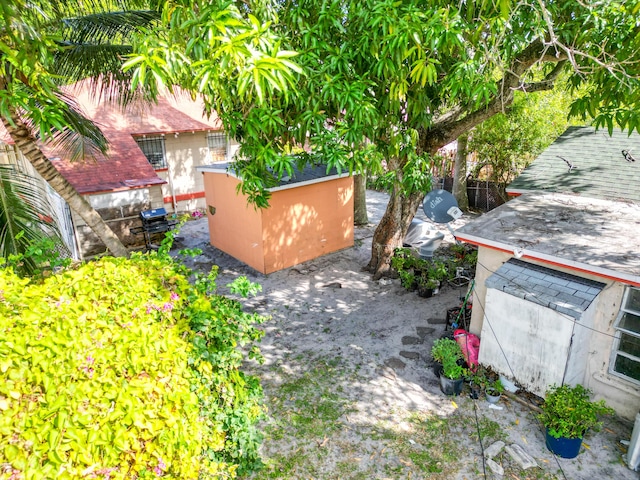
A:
[384,357,406,371]
[505,444,537,470]
[399,351,420,360]
[484,440,505,459]
[427,317,447,324]
[401,336,422,345]
[486,458,504,476]
[416,326,435,339]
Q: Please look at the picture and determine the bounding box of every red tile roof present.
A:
[1,81,223,194]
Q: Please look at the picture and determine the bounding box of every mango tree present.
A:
[176,0,639,278]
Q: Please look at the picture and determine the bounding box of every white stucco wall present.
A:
[72,188,157,227]
[479,289,576,396]
[473,246,640,420]
[586,281,640,420]
[158,132,238,213]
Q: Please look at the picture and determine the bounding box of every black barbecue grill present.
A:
[131,208,178,250]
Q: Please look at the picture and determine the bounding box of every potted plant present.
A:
[538,384,615,459]
[392,248,420,291]
[431,338,466,396]
[428,261,448,292]
[398,269,417,290]
[466,367,487,400]
[416,274,439,297]
[485,377,504,404]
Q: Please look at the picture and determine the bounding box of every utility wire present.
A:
[466,268,570,480]
[472,399,488,480]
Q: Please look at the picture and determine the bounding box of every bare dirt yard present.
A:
[174,190,638,480]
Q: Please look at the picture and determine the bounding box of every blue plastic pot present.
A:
[545,428,583,459]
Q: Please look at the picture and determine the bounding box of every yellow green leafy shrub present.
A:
[0,253,265,479]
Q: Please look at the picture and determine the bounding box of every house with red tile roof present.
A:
[0,82,239,258]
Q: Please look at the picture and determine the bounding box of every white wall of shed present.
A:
[473,246,640,419]
[71,188,156,226]
[479,288,575,396]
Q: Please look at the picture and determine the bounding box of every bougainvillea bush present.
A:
[0,250,265,479]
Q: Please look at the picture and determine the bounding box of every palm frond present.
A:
[0,165,66,274]
[61,10,159,44]
[48,94,109,161]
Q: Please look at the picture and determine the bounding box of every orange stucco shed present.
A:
[198,163,354,274]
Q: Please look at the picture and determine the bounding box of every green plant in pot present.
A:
[431,338,466,396]
[416,273,439,297]
[398,269,417,290]
[538,384,614,459]
[485,378,504,404]
[466,366,487,399]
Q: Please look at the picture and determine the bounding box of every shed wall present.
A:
[262,177,354,274]
[71,186,163,258]
[479,288,575,396]
[202,173,265,273]
[472,246,640,419]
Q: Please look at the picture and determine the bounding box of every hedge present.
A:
[0,251,265,479]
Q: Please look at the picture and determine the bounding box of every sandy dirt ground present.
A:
[173,190,638,480]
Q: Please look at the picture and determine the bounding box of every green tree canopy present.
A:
[468,86,578,185]
[0,0,300,256]
[155,0,638,276]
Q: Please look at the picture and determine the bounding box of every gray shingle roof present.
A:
[198,162,343,190]
[507,126,640,203]
[486,259,606,319]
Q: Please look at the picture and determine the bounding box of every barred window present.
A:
[135,136,167,169]
[207,132,227,163]
[611,287,640,383]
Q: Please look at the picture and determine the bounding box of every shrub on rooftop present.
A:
[0,243,266,478]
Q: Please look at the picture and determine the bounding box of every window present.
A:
[612,287,640,383]
[135,136,167,169]
[207,132,227,163]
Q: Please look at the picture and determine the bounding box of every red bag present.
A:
[453,329,480,370]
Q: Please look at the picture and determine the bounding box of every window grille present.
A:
[612,287,640,383]
[207,132,227,162]
[135,136,167,169]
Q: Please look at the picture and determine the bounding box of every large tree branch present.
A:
[519,60,567,93]
[422,40,567,153]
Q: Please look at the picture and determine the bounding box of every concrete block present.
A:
[505,444,537,470]
[486,458,504,476]
[399,351,420,360]
[484,440,505,459]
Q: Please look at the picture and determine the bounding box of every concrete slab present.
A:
[505,444,537,470]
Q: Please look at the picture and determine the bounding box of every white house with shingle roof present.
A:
[455,127,640,420]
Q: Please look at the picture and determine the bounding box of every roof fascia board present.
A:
[455,232,640,287]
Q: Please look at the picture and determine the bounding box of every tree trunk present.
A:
[367,180,424,279]
[366,152,429,279]
[452,133,469,211]
[1,111,130,258]
[353,174,368,226]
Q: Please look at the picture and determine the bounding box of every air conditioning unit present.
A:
[628,412,640,471]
